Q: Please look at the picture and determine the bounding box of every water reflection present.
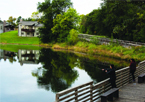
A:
[32,48,79,92]
[78,57,108,83]
[18,50,40,66]
[0,49,16,63]
[0,48,128,93]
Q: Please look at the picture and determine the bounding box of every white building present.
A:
[18,21,43,37]
[0,22,3,34]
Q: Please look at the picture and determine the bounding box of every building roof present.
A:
[35,23,43,27]
[19,21,43,27]
[4,23,14,27]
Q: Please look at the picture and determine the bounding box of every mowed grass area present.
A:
[0,31,40,45]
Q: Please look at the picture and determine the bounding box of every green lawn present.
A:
[0,31,40,45]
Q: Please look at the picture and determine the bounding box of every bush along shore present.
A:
[0,31,145,62]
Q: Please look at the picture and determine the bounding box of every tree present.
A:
[0,19,2,23]
[7,16,16,26]
[79,14,87,33]
[67,29,79,45]
[37,0,72,43]
[80,0,145,42]
[16,16,22,25]
[51,8,80,42]
[22,17,33,21]
[31,11,40,19]
[31,11,42,22]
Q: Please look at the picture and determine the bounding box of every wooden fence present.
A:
[55,60,145,102]
[78,34,145,47]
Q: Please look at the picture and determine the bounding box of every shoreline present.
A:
[0,42,144,62]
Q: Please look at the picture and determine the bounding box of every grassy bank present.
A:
[51,41,145,61]
[0,31,40,45]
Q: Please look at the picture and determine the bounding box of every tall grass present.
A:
[74,40,145,61]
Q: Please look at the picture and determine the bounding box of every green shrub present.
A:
[90,36,100,45]
[76,41,89,47]
[88,43,97,49]
[133,46,145,53]
[67,29,79,45]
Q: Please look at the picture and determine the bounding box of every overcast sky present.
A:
[0,0,103,21]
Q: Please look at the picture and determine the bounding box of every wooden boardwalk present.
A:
[113,81,145,102]
[55,60,145,102]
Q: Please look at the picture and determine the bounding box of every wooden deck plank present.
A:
[114,81,145,102]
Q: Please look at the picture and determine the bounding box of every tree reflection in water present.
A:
[78,57,108,83]
[0,50,16,63]
[32,48,79,93]
[32,48,129,93]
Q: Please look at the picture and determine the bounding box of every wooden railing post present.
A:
[55,94,59,102]
[128,69,130,83]
[103,85,105,93]
[121,71,123,87]
[75,89,78,101]
[90,83,93,101]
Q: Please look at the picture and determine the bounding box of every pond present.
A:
[0,47,129,102]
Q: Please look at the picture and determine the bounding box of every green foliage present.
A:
[88,43,97,49]
[76,41,89,48]
[133,46,145,53]
[51,8,80,42]
[80,0,145,42]
[110,46,125,53]
[22,17,33,21]
[16,16,22,25]
[0,19,3,23]
[37,0,72,43]
[31,11,40,19]
[90,36,100,45]
[79,14,87,33]
[7,16,16,26]
[67,29,79,45]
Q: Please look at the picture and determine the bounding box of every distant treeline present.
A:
[79,0,145,43]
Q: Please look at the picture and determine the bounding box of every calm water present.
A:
[0,48,128,102]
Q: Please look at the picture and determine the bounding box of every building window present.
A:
[27,33,30,35]
[22,25,24,29]
[36,33,39,35]
[21,33,24,35]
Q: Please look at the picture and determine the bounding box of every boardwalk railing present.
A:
[55,60,145,102]
[78,34,145,46]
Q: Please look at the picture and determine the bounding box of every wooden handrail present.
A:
[55,60,145,102]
